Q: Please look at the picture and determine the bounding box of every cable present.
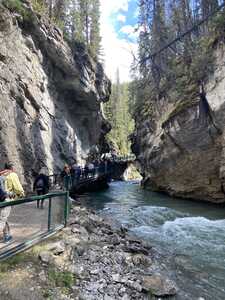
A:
[141,1,225,63]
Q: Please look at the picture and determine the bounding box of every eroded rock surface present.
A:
[0,2,111,189]
[132,45,225,203]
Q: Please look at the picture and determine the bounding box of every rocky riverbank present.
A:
[0,202,178,300]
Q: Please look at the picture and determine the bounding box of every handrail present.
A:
[0,191,68,208]
[47,157,136,189]
[0,191,69,260]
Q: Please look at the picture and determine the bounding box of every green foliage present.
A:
[104,71,134,155]
[0,252,37,276]
[162,97,199,128]
[3,0,102,59]
[48,268,75,289]
[2,0,30,19]
[31,0,48,17]
[134,0,225,124]
[3,0,22,11]
[69,0,101,59]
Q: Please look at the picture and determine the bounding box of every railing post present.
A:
[48,197,52,231]
[64,191,69,227]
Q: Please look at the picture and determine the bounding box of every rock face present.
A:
[0,2,110,188]
[132,44,225,203]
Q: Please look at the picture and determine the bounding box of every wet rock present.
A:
[132,254,152,266]
[101,227,114,235]
[141,274,178,296]
[124,241,149,255]
[110,234,121,245]
[89,214,104,225]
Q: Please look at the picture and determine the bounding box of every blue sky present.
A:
[100,0,138,82]
[114,1,138,42]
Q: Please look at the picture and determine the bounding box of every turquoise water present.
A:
[82,181,225,300]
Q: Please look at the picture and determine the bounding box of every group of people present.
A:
[0,163,50,243]
[0,157,111,244]
[60,159,110,189]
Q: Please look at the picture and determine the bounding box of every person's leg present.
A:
[3,221,10,236]
[0,201,12,242]
[39,190,44,209]
[37,190,42,208]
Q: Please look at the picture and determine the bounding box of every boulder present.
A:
[38,251,53,264]
[47,241,65,255]
[141,274,178,296]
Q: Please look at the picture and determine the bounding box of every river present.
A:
[81,181,225,300]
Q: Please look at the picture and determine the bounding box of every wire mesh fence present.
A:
[0,192,69,260]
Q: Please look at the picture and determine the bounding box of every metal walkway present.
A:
[0,192,69,260]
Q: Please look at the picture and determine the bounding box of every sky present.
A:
[100,0,139,83]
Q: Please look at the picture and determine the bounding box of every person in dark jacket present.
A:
[33,168,49,209]
[60,164,72,190]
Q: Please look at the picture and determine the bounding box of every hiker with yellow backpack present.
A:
[0,162,24,243]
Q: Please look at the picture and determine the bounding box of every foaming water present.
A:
[82,181,225,299]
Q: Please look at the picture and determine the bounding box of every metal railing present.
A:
[49,166,111,189]
[111,154,136,162]
[0,191,69,260]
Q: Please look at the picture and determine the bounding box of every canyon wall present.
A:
[0,2,111,189]
[132,44,225,203]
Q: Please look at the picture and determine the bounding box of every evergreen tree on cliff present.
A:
[37,0,101,59]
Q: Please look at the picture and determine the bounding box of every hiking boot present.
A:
[3,234,12,243]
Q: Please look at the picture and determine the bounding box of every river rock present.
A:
[63,236,81,247]
[132,254,152,266]
[38,271,47,282]
[126,280,142,292]
[38,251,53,264]
[141,274,178,296]
[104,295,114,300]
[47,241,65,255]
[71,225,89,242]
[112,273,121,282]
[124,241,149,255]
[68,265,85,276]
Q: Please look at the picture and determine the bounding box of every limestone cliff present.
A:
[0,2,111,188]
[132,44,225,203]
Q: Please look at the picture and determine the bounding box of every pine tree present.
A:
[89,0,101,58]
[104,69,134,155]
